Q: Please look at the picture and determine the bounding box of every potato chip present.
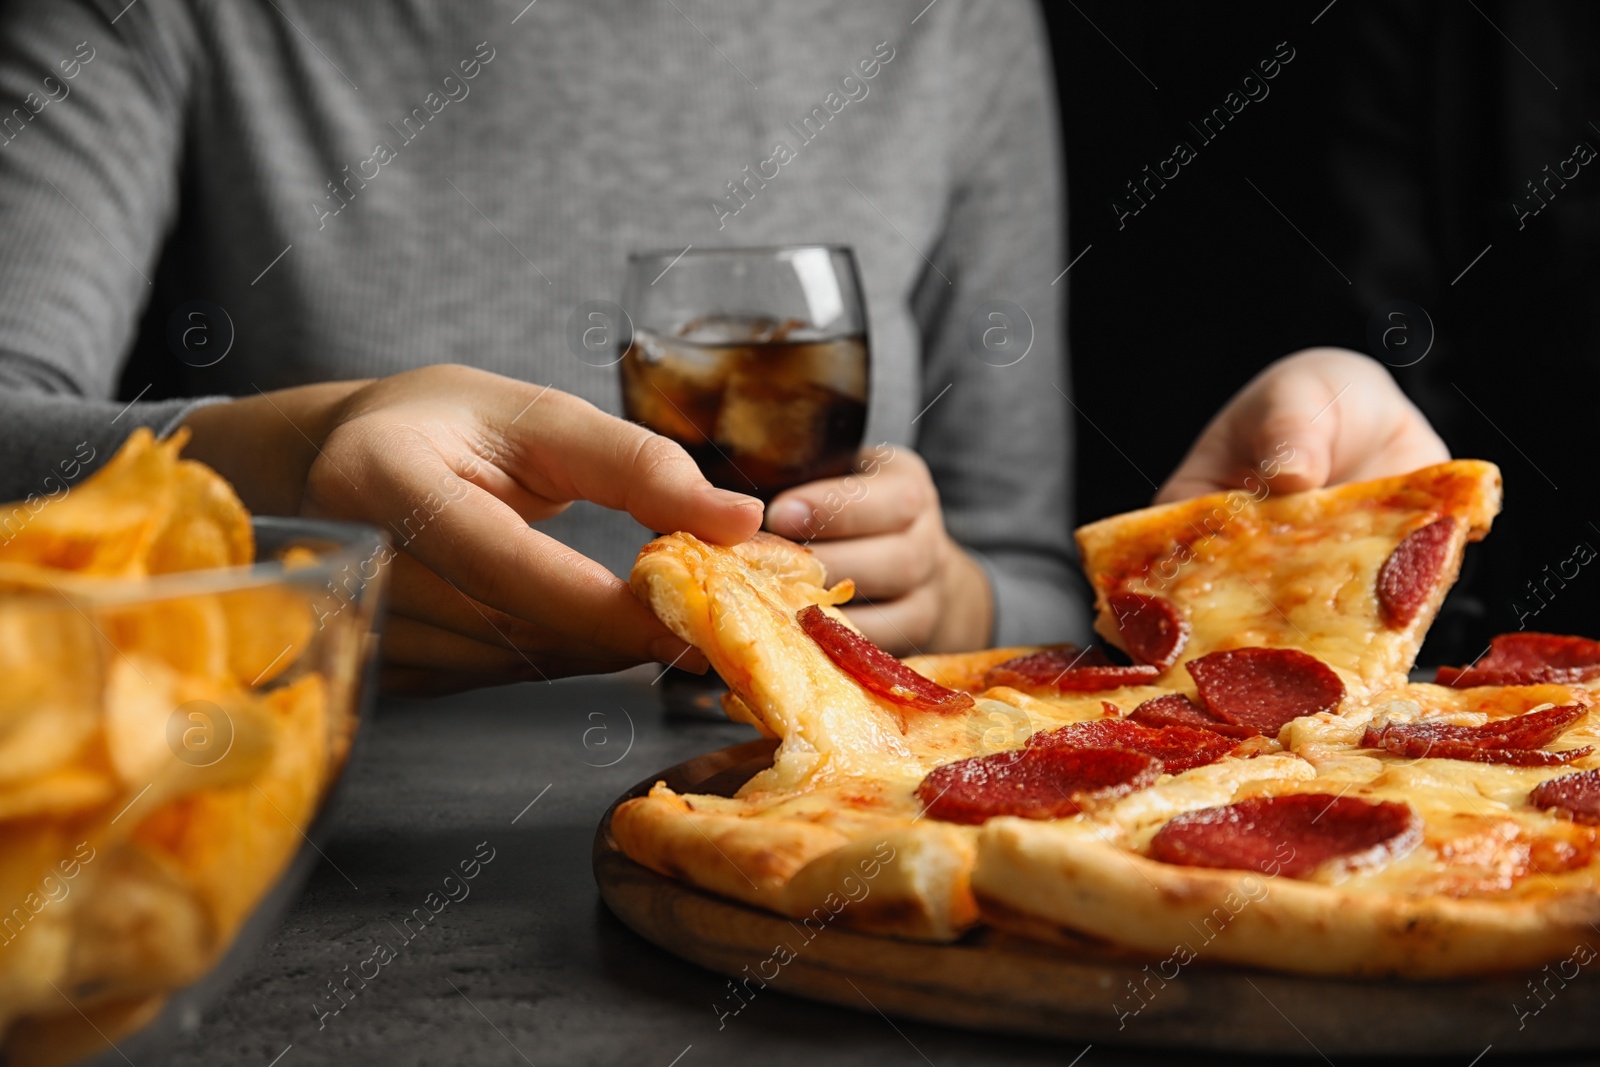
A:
[132,673,327,937]
[0,770,115,824]
[145,456,254,573]
[61,844,212,1000]
[0,713,98,793]
[278,544,320,570]
[260,672,330,820]
[0,428,179,577]
[0,595,100,712]
[218,582,314,686]
[100,593,230,680]
[0,707,101,792]
[102,655,274,792]
[101,655,184,787]
[0,600,100,786]
[0,823,78,1033]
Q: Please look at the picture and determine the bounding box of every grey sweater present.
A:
[0,0,1083,646]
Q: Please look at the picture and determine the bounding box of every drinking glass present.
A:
[619,246,870,502]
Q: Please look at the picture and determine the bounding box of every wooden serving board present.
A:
[594,740,1600,1057]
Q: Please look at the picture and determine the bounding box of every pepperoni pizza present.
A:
[613,460,1600,976]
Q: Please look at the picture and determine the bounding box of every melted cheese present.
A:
[1075,460,1502,693]
[1261,682,1600,895]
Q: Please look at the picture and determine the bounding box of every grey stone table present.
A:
[160,671,1594,1067]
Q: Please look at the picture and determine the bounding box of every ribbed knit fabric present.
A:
[0,0,1083,645]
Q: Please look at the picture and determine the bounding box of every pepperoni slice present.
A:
[1127,693,1264,739]
[1435,632,1600,688]
[1186,648,1345,734]
[1361,704,1585,751]
[1377,517,1457,628]
[915,746,1161,825]
[1150,794,1422,879]
[797,605,974,714]
[1532,770,1600,825]
[983,644,1110,687]
[1107,592,1189,670]
[1385,741,1591,767]
[1044,666,1162,691]
[1477,703,1589,747]
[1361,705,1591,765]
[984,647,1159,692]
[1027,718,1239,774]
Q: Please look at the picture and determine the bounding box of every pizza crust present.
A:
[611,785,851,905]
[611,785,979,940]
[973,815,1600,977]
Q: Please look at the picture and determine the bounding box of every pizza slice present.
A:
[615,532,1265,940]
[1075,460,1502,695]
[972,678,1600,977]
[618,531,1004,939]
[615,529,1350,943]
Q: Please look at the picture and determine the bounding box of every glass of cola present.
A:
[619,246,869,501]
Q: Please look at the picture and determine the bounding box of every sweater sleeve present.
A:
[910,0,1087,646]
[0,0,202,498]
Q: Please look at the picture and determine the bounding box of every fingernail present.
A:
[706,487,760,510]
[765,498,810,531]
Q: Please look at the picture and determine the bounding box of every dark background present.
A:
[1047,0,1600,662]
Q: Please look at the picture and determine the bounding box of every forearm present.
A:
[0,380,199,501]
[180,380,367,516]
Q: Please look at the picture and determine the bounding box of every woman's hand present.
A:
[764,445,992,655]
[1156,348,1449,504]
[183,365,763,693]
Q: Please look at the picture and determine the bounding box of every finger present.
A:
[839,582,940,655]
[383,614,640,677]
[1155,352,1346,503]
[1340,415,1449,483]
[445,431,573,525]
[1238,372,1340,494]
[1158,425,1241,505]
[1156,349,1452,506]
[384,614,533,674]
[805,520,940,601]
[386,552,641,663]
[492,387,764,546]
[389,552,708,675]
[765,449,930,542]
[325,429,702,666]
[385,552,536,648]
[1250,350,1449,489]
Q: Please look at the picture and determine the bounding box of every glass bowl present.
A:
[0,517,387,1066]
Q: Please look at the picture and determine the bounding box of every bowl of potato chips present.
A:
[0,429,386,1065]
